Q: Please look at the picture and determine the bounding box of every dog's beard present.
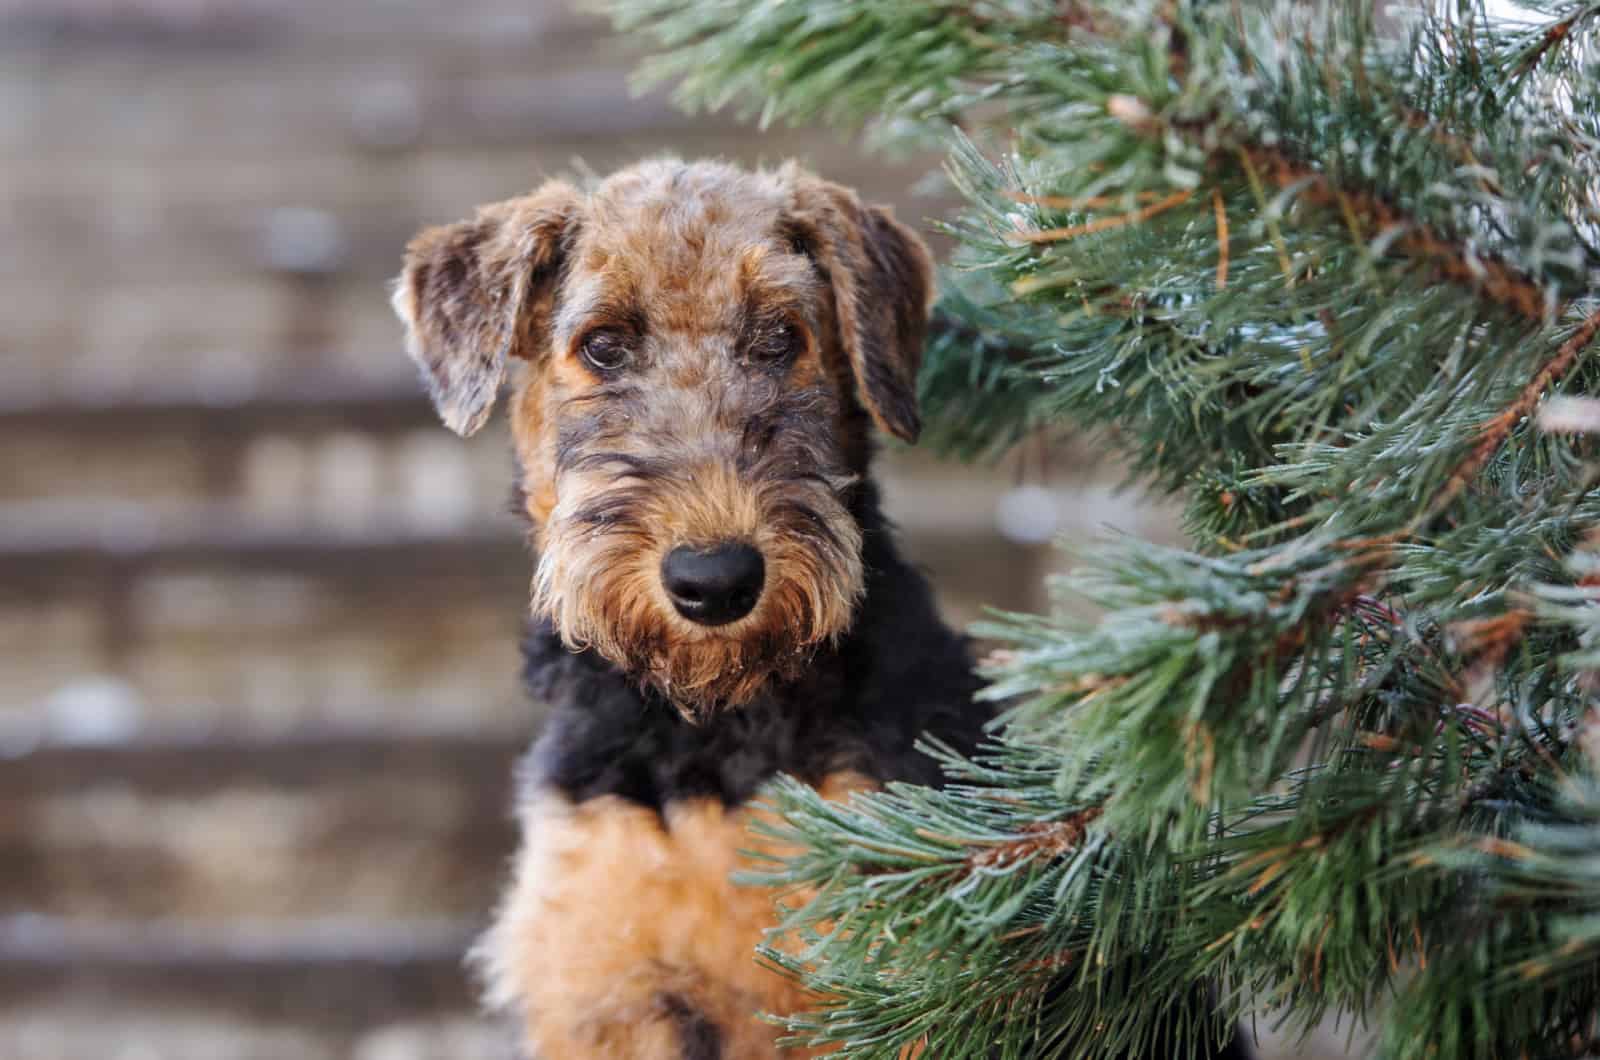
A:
[532,478,864,721]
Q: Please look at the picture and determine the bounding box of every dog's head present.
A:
[391,159,933,717]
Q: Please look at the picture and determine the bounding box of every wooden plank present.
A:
[0,0,603,56]
[0,379,429,434]
[0,916,486,1024]
[0,512,523,570]
[0,733,521,923]
[0,729,523,793]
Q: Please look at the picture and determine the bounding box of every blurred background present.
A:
[0,2,1302,1058]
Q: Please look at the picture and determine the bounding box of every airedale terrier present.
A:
[391,159,1246,1060]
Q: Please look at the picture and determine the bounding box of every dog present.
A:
[390,158,1246,1059]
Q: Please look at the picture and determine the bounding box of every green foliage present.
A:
[599,0,1046,131]
[602,0,1600,1055]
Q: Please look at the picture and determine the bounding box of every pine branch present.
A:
[1506,1,1600,79]
[1092,89,1561,325]
[1427,307,1600,523]
[966,806,1105,870]
[603,0,1600,1054]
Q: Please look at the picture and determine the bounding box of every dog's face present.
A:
[391,159,933,717]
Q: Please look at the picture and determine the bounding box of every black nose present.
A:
[660,543,765,626]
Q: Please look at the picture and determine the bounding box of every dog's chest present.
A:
[481,777,867,1059]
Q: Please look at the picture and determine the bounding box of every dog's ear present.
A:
[786,175,935,444]
[391,181,582,437]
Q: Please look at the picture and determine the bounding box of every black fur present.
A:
[519,482,986,809]
[655,993,723,1060]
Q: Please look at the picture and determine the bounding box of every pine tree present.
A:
[598,1,1600,1056]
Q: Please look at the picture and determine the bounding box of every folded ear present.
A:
[391,181,581,436]
[786,174,935,444]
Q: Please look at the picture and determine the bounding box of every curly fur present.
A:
[395,158,931,715]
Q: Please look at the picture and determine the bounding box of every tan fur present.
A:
[477,773,871,1059]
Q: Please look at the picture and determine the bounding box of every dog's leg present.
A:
[477,785,862,1060]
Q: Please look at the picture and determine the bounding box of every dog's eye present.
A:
[750,322,804,365]
[578,330,631,373]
